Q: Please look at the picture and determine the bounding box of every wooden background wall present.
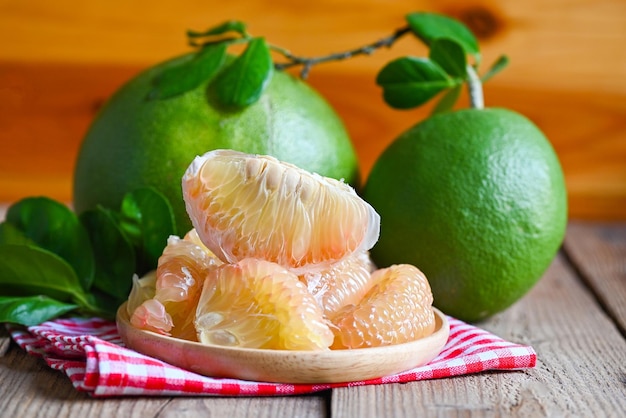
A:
[1,0,625,220]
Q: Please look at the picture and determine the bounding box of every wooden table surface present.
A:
[1,202,625,417]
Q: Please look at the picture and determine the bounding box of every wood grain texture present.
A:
[148,397,328,418]
[0,341,327,418]
[331,250,626,417]
[0,324,9,356]
[1,0,625,220]
[563,222,626,335]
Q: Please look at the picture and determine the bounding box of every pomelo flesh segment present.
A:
[129,232,221,341]
[182,149,380,273]
[130,298,174,336]
[194,258,334,350]
[330,264,435,349]
[299,250,376,317]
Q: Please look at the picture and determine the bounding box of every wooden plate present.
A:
[116,303,449,384]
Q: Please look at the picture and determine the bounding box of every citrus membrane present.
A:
[195,258,334,350]
[182,149,380,273]
[299,250,376,317]
[129,231,221,340]
[331,264,435,349]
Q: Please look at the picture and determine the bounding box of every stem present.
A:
[466,65,484,109]
[273,26,412,79]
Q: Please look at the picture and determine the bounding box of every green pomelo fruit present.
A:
[362,108,567,322]
[74,54,359,234]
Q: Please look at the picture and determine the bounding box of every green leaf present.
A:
[429,38,467,78]
[431,84,462,115]
[187,20,249,38]
[481,54,510,82]
[148,43,228,100]
[0,222,34,246]
[119,187,176,274]
[80,207,136,303]
[0,295,77,326]
[5,197,94,291]
[406,12,480,62]
[209,37,274,110]
[0,244,87,304]
[84,289,120,320]
[376,57,454,109]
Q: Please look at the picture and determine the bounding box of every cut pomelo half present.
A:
[194,258,334,350]
[182,149,380,273]
[330,264,436,349]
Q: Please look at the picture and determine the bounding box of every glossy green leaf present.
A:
[119,187,176,275]
[429,38,467,78]
[431,84,462,115]
[5,197,94,291]
[481,54,510,82]
[84,289,120,320]
[0,244,86,303]
[406,12,480,62]
[187,20,249,38]
[148,43,228,100]
[376,57,454,109]
[209,37,273,110]
[0,295,77,326]
[0,222,34,246]
[80,207,136,302]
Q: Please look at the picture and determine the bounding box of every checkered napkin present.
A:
[7,316,536,397]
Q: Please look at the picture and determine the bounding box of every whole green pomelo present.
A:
[73,54,359,234]
[362,108,567,322]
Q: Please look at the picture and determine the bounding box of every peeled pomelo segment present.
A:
[182,149,380,273]
[126,270,157,318]
[130,298,174,336]
[155,234,221,303]
[128,232,222,340]
[299,250,376,317]
[152,234,221,341]
[330,264,435,349]
[194,258,334,350]
[182,228,220,258]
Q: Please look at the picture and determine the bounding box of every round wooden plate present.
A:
[116,303,449,384]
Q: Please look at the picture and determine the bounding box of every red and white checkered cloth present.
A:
[6,316,536,397]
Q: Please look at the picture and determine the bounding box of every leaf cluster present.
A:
[0,188,176,325]
[148,13,508,114]
[376,12,508,113]
[149,21,273,111]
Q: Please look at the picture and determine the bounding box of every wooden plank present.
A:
[563,222,626,334]
[0,63,139,203]
[1,0,625,96]
[331,250,626,416]
[148,397,328,418]
[0,325,9,357]
[0,342,169,417]
[0,342,327,417]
